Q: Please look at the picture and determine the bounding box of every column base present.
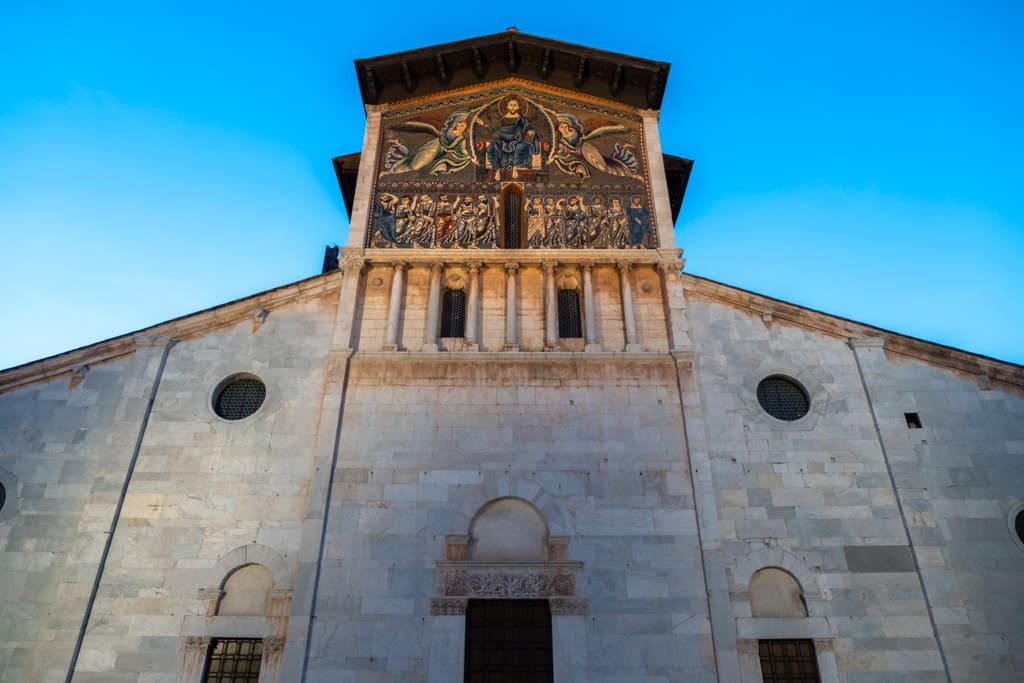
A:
[421,343,439,352]
[624,343,643,352]
[584,344,602,353]
[462,342,479,352]
[503,344,520,352]
[381,343,399,352]
[545,344,560,352]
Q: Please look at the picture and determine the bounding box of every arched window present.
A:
[557,289,582,339]
[441,289,467,338]
[749,568,820,682]
[502,185,524,248]
[203,564,274,682]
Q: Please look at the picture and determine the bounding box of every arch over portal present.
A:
[217,563,274,617]
[468,497,549,562]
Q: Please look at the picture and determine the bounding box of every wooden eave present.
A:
[354,31,670,110]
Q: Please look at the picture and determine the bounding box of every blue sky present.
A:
[1,1,1021,368]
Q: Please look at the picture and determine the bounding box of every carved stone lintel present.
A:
[439,569,575,598]
[183,636,211,654]
[549,597,587,615]
[431,598,468,616]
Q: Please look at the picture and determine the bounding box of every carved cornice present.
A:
[360,249,668,270]
[430,598,468,616]
[549,598,588,615]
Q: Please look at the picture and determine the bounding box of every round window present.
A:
[213,376,267,420]
[757,376,810,421]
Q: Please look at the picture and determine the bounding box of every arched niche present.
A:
[749,567,807,618]
[217,563,274,617]
[468,497,549,562]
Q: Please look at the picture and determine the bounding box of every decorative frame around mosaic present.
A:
[369,83,655,250]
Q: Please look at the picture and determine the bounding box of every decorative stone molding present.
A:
[549,598,587,615]
[656,257,685,274]
[183,636,210,654]
[263,637,286,655]
[444,268,467,291]
[445,535,470,561]
[430,598,469,616]
[436,562,582,598]
[340,254,366,273]
[731,548,828,604]
[555,269,580,290]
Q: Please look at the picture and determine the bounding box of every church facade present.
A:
[1,32,1023,683]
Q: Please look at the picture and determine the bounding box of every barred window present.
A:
[441,289,467,338]
[503,186,523,248]
[756,376,809,421]
[213,376,266,420]
[0,482,5,512]
[758,639,820,682]
[203,638,263,682]
[557,289,582,339]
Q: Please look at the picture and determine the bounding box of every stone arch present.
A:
[450,476,569,537]
[212,543,290,589]
[732,548,827,604]
[468,497,550,562]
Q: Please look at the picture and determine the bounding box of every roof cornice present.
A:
[354,31,670,110]
[683,273,1024,390]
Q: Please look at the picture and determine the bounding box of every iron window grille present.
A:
[758,639,820,682]
[756,376,809,421]
[214,377,266,420]
[202,638,263,683]
[557,289,583,339]
[441,289,467,338]
[503,187,523,248]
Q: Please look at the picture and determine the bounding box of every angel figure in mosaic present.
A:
[381,110,474,176]
[550,113,642,179]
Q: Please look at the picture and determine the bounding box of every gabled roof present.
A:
[354,30,671,110]
[331,153,694,225]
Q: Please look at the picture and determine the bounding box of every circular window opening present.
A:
[1015,510,1024,546]
[213,376,266,420]
[757,376,810,421]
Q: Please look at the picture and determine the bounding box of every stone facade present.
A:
[1,32,1023,683]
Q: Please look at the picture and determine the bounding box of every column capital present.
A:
[392,261,408,271]
[580,261,594,272]
[657,258,684,273]
[616,260,632,272]
[429,262,443,274]
[504,261,520,273]
[541,260,557,274]
[466,260,483,273]
[340,255,366,273]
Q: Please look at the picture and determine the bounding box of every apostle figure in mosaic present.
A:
[550,112,643,179]
[373,193,400,245]
[526,196,546,248]
[544,197,566,248]
[485,98,538,180]
[381,110,474,176]
[586,195,612,247]
[626,195,652,248]
[563,196,589,249]
[609,196,629,248]
[410,194,436,247]
[434,194,458,246]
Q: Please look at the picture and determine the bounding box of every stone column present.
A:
[465,262,481,352]
[331,253,365,350]
[657,254,691,352]
[383,262,406,351]
[618,261,641,351]
[543,261,558,350]
[503,262,519,351]
[422,263,442,352]
[581,263,600,352]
